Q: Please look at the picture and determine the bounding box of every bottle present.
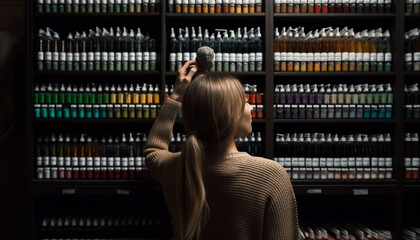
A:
[327,28,336,72]
[341,28,349,72]
[59,38,66,71]
[236,28,244,72]
[383,30,392,72]
[287,28,294,72]
[361,30,370,72]
[52,31,60,71]
[129,29,136,71]
[306,31,314,72]
[320,28,328,72]
[406,32,413,72]
[256,27,263,72]
[94,27,102,71]
[334,28,342,72]
[38,30,45,71]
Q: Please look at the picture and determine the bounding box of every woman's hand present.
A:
[169,61,198,102]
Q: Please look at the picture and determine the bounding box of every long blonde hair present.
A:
[176,73,246,240]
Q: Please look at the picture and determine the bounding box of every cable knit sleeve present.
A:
[144,97,182,183]
[263,165,300,240]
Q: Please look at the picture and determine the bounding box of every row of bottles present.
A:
[274,83,393,105]
[36,0,160,13]
[406,0,420,13]
[35,133,149,180]
[34,103,160,119]
[168,0,263,13]
[34,83,161,105]
[274,103,392,119]
[274,0,392,14]
[405,226,420,239]
[300,221,392,240]
[41,214,160,233]
[275,133,393,180]
[405,83,420,119]
[37,27,157,71]
[405,28,420,72]
[404,133,419,180]
[169,27,263,72]
[237,132,263,156]
[273,27,392,72]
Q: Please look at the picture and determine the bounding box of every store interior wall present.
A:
[0,0,27,239]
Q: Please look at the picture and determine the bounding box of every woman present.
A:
[144,61,299,240]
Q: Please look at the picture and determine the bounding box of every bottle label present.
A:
[87,157,93,166]
[242,53,249,62]
[314,53,321,61]
[274,52,280,61]
[81,52,87,61]
[236,53,243,62]
[386,158,393,167]
[38,52,44,61]
[215,53,222,62]
[203,0,209,4]
[216,0,222,4]
[363,157,370,167]
[72,157,78,166]
[334,158,341,167]
[334,52,341,61]
[287,0,293,3]
[326,158,334,167]
[196,0,202,4]
[280,52,287,61]
[65,157,71,166]
[413,158,420,167]
[329,0,336,3]
[300,52,307,62]
[363,53,370,61]
[74,53,80,61]
[88,52,94,61]
[169,53,176,62]
[287,52,294,62]
[405,157,412,167]
[58,157,64,166]
[349,52,356,61]
[143,52,150,61]
[341,52,349,61]
[321,53,328,62]
[307,52,314,62]
[108,52,115,61]
[223,53,230,62]
[378,157,385,167]
[150,52,157,61]
[177,52,183,61]
[294,52,300,62]
[249,53,256,62]
[377,52,384,61]
[249,0,255,4]
[308,0,314,3]
[101,52,108,61]
[95,52,101,61]
[59,52,66,61]
[343,0,349,3]
[79,157,86,166]
[182,52,190,62]
[256,52,263,62]
[356,53,363,61]
[94,157,100,166]
[52,52,59,61]
[370,53,377,61]
[356,157,363,167]
[348,157,355,167]
[243,0,249,4]
[385,53,392,61]
[66,52,73,62]
[183,0,188,4]
[122,52,129,61]
[414,52,420,61]
[371,157,378,167]
[406,53,413,62]
[320,158,326,167]
[116,52,122,61]
[328,52,335,61]
[129,52,135,62]
[176,0,181,4]
[94,0,99,3]
[377,0,383,3]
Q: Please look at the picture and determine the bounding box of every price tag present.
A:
[307,188,322,194]
[353,189,369,195]
[117,189,130,195]
[62,188,77,195]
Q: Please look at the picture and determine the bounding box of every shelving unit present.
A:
[27,0,419,239]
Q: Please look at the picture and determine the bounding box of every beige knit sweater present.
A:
[145,98,300,240]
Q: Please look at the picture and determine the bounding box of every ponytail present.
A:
[176,134,209,240]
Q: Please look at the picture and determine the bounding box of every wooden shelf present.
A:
[32,180,161,196]
[34,12,161,17]
[34,71,161,76]
[34,119,157,124]
[274,72,395,77]
[165,71,266,76]
[274,119,395,124]
[292,180,396,195]
[405,119,420,124]
[274,13,395,18]
[166,13,265,17]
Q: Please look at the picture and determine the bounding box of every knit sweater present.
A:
[144,98,300,240]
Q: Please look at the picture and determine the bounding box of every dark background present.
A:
[0,0,27,239]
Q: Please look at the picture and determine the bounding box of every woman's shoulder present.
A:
[238,153,289,181]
